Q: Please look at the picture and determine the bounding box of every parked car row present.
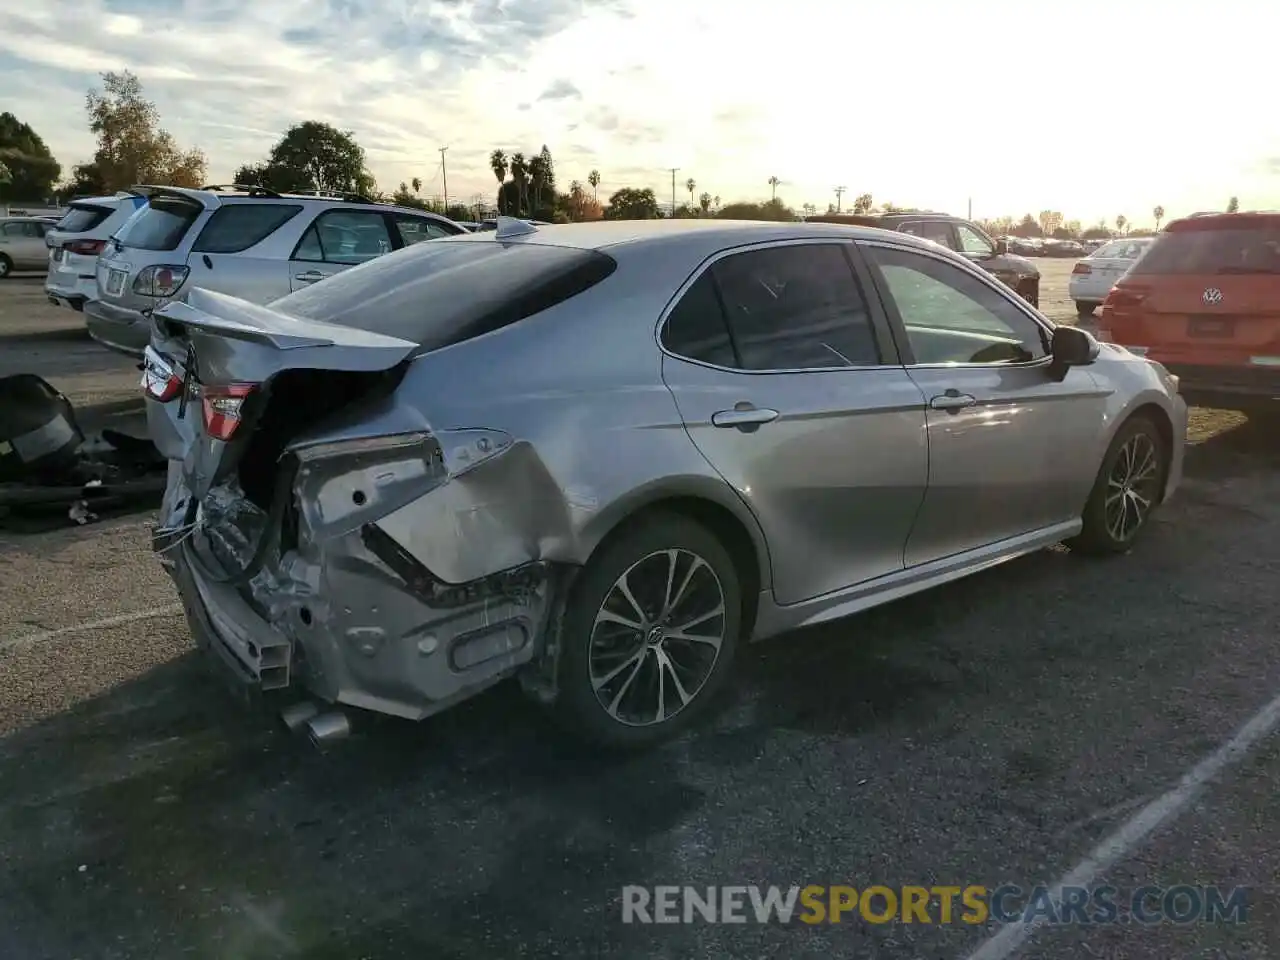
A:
[0,214,56,277]
[1068,237,1155,315]
[40,185,469,355]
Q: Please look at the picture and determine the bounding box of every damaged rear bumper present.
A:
[157,475,569,721]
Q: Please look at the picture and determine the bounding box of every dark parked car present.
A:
[807,213,1040,306]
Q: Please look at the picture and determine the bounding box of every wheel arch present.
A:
[576,478,771,640]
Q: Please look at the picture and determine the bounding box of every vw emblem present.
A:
[1203,287,1224,306]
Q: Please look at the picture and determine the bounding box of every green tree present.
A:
[390,181,431,210]
[1012,213,1042,238]
[852,193,873,214]
[587,168,600,200]
[536,144,556,215]
[686,177,697,206]
[1153,205,1165,231]
[509,152,528,216]
[1115,214,1128,235]
[699,192,712,215]
[0,113,61,203]
[84,71,206,191]
[1227,196,1239,213]
[604,187,660,220]
[716,199,796,222]
[236,121,375,195]
[767,176,780,202]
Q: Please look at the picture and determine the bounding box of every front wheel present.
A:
[0,255,12,280]
[1067,416,1168,556]
[556,513,741,748]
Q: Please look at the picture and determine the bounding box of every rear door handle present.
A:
[294,270,331,283]
[929,392,977,412]
[712,406,780,429]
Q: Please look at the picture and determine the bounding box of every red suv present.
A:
[1098,212,1280,413]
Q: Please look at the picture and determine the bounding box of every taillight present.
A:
[201,383,257,441]
[1072,262,1092,275]
[141,346,183,402]
[133,264,189,298]
[1101,287,1148,315]
[65,238,106,256]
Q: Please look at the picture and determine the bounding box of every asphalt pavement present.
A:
[1,263,1278,959]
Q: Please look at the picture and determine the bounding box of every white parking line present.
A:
[965,687,1280,960]
[0,604,184,654]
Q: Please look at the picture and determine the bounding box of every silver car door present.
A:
[863,241,1106,567]
[660,240,928,606]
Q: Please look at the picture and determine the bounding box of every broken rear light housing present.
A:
[1072,262,1092,275]
[141,346,183,403]
[133,264,190,298]
[202,383,257,441]
[64,238,107,256]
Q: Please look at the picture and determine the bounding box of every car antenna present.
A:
[494,216,537,240]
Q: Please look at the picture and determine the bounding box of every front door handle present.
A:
[712,405,780,429]
[929,392,977,412]
[294,270,331,283]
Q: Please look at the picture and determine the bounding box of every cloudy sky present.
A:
[2,0,1278,225]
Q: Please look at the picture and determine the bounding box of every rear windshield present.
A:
[192,203,303,254]
[272,239,617,350]
[1092,240,1149,260]
[115,195,203,251]
[1131,229,1280,275]
[56,204,114,234]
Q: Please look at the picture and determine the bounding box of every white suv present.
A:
[84,185,466,356]
[45,192,149,310]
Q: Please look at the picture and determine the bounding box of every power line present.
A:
[834,186,846,213]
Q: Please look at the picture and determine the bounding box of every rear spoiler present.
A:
[155,288,417,353]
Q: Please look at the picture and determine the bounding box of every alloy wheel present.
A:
[1105,432,1161,543]
[588,548,727,727]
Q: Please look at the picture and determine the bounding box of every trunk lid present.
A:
[148,287,417,501]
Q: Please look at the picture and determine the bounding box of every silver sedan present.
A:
[144,217,1187,747]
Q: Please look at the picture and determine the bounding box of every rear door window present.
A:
[661,273,737,367]
[706,243,881,370]
[57,204,114,233]
[898,220,955,249]
[192,204,303,253]
[1131,229,1280,275]
[293,210,394,265]
[115,195,204,251]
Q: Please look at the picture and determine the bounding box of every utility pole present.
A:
[834,186,846,213]
[439,146,449,211]
[968,197,972,219]
[669,167,679,217]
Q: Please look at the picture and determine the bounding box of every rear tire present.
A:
[555,512,741,748]
[0,255,12,279]
[1075,300,1098,317]
[1067,416,1168,556]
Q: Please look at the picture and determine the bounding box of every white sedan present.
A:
[1069,238,1154,316]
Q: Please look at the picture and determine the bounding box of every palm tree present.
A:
[510,152,528,216]
[767,175,780,201]
[489,150,507,209]
[1152,205,1164,231]
[528,154,547,215]
[713,195,720,212]
[588,169,600,200]
[1115,214,1128,235]
[698,192,712,215]
[685,178,696,207]
[411,177,422,195]
[1227,196,1239,213]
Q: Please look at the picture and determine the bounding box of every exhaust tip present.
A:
[280,700,321,732]
[305,711,351,747]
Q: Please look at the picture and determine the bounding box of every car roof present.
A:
[1165,211,1280,233]
[447,217,945,257]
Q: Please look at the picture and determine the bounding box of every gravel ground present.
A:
[1,262,1278,959]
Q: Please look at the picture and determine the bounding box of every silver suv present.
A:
[84,185,466,356]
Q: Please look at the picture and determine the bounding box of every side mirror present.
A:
[993,239,1009,256]
[1047,325,1100,381]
